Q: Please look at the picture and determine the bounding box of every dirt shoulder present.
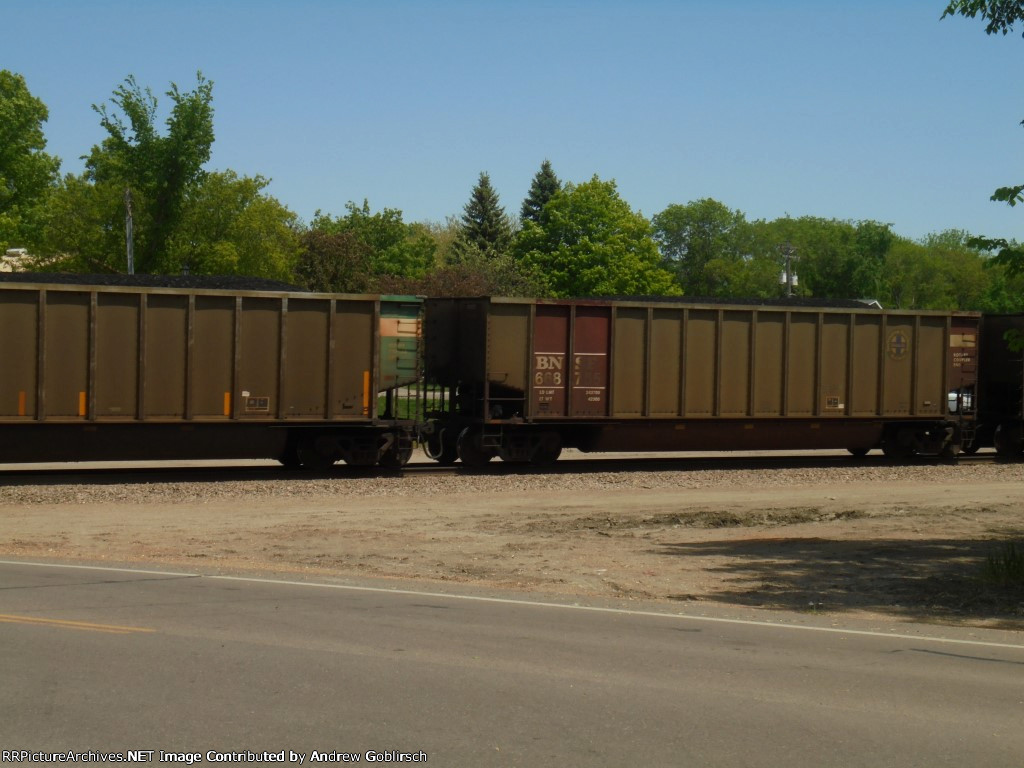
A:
[1,455,1023,630]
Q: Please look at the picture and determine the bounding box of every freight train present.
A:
[0,275,1019,468]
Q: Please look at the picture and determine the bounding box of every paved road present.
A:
[1,561,1022,767]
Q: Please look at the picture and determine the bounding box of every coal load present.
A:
[0,272,308,292]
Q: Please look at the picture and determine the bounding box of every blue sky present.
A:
[5,0,1022,242]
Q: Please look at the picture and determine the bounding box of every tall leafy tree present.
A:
[514,175,678,297]
[652,199,754,296]
[295,230,374,293]
[882,231,996,310]
[87,73,214,273]
[452,172,513,262]
[520,160,561,224]
[167,171,300,281]
[312,200,435,279]
[942,1,1024,268]
[39,73,214,273]
[37,175,127,271]
[0,71,60,253]
[748,217,891,300]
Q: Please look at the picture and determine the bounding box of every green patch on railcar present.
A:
[380,296,422,390]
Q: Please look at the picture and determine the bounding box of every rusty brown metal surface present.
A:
[0,282,403,426]
[571,305,609,418]
[531,304,569,418]
[433,299,980,456]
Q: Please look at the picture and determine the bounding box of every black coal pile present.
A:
[603,295,882,309]
[0,273,308,292]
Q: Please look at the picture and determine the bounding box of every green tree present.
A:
[312,200,435,279]
[168,171,300,281]
[652,198,753,296]
[88,73,214,272]
[884,237,945,309]
[419,216,461,265]
[295,230,374,293]
[942,1,1024,267]
[520,160,561,225]
[37,73,216,273]
[942,1,1024,37]
[375,251,545,298]
[452,172,513,262]
[748,217,891,300]
[514,175,679,297]
[36,175,125,271]
[0,71,60,253]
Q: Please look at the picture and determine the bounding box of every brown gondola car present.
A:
[0,277,422,468]
[974,314,1024,454]
[421,297,980,465]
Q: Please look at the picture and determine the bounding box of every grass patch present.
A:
[980,542,1024,588]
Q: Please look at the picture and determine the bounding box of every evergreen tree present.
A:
[520,159,561,224]
[452,172,512,262]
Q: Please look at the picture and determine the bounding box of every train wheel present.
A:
[457,428,495,467]
[960,440,980,455]
[297,440,337,471]
[278,444,302,470]
[379,444,413,469]
[846,447,870,458]
[993,423,1023,456]
[531,432,562,466]
[881,429,915,461]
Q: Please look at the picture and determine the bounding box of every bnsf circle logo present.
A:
[887,330,910,360]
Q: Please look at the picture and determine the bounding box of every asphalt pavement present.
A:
[1,560,1022,767]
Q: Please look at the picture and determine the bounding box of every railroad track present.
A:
[0,449,1010,486]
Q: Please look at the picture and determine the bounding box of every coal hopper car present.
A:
[0,278,422,468]
[421,297,979,465]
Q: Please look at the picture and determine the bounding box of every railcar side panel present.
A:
[0,290,37,418]
[572,305,609,418]
[237,297,280,418]
[851,315,881,415]
[95,292,139,419]
[820,315,849,416]
[192,295,235,419]
[786,313,816,417]
[332,300,375,418]
[649,309,682,417]
[0,281,423,466]
[684,310,716,417]
[611,307,644,417]
[45,291,89,418]
[145,294,188,418]
[423,297,980,461]
[720,311,751,416]
[487,301,529,414]
[531,304,569,418]
[753,313,784,417]
[283,299,329,418]
[916,317,947,417]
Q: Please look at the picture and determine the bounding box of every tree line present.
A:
[2,66,1021,310]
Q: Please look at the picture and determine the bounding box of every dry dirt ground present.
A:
[1,451,1023,630]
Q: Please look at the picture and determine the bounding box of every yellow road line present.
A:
[0,613,155,635]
